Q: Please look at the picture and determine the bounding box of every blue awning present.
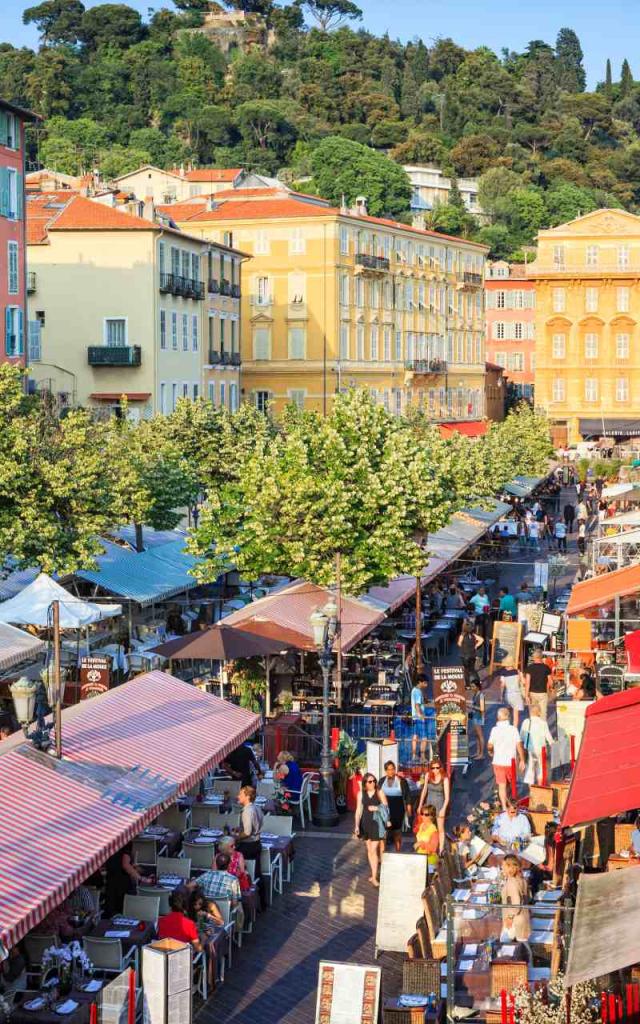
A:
[76,539,200,606]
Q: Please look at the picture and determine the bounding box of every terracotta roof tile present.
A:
[156,199,209,221]
[50,194,153,231]
[183,168,243,182]
[187,198,335,222]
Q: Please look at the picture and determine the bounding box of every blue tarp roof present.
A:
[76,538,200,606]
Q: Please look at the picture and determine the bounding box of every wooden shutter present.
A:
[28,320,41,361]
[5,306,12,355]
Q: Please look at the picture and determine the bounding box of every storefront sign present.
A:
[315,962,381,1024]
[80,656,111,699]
[490,620,523,672]
[432,665,466,715]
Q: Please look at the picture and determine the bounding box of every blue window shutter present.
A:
[16,307,23,355]
[0,169,8,218]
[16,173,23,221]
[0,112,6,147]
[5,307,12,355]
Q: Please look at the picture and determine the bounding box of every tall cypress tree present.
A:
[555,27,586,92]
[605,58,613,94]
[621,58,633,95]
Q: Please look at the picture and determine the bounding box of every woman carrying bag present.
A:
[457,619,484,688]
[354,773,390,887]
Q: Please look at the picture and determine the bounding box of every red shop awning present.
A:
[560,687,640,828]
[0,671,259,949]
[566,563,640,615]
[438,421,488,439]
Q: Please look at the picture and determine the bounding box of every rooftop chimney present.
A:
[354,195,367,216]
[142,192,155,222]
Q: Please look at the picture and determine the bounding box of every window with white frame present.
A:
[584,378,598,402]
[255,390,269,413]
[393,388,402,416]
[160,309,166,350]
[254,230,269,255]
[586,245,598,268]
[494,352,507,367]
[160,382,167,414]
[585,287,599,313]
[171,311,178,350]
[495,291,506,309]
[553,245,565,268]
[356,323,364,360]
[182,313,189,351]
[257,276,271,305]
[288,327,306,359]
[340,226,349,255]
[192,314,198,351]
[383,389,390,411]
[616,332,630,358]
[494,322,505,340]
[171,382,177,410]
[340,274,349,306]
[7,241,18,294]
[383,326,391,361]
[229,383,238,412]
[208,381,215,405]
[288,271,305,304]
[355,277,364,308]
[514,322,523,340]
[5,305,22,356]
[616,377,629,402]
[552,287,566,313]
[288,389,306,410]
[191,252,199,283]
[289,227,305,255]
[552,333,566,359]
[509,352,524,371]
[340,322,349,360]
[585,332,598,359]
[395,330,402,361]
[220,381,226,408]
[27,319,40,361]
[105,318,126,346]
[371,280,379,307]
[370,325,379,361]
[618,244,630,269]
[181,251,190,280]
[552,378,565,402]
[514,290,525,309]
[253,328,270,360]
[617,287,630,312]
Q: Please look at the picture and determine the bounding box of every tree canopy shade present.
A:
[309,136,412,218]
[298,0,363,31]
[555,28,586,93]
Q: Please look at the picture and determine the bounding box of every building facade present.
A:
[172,191,487,417]
[0,98,39,367]
[485,361,506,422]
[26,192,244,416]
[405,165,488,224]
[485,261,536,402]
[528,209,640,445]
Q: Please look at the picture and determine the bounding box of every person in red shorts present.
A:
[158,891,202,950]
[487,707,525,811]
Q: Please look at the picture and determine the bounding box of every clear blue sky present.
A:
[0,0,637,89]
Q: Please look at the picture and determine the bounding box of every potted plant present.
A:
[334,731,366,813]
[229,659,265,714]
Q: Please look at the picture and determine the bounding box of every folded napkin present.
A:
[398,995,429,1007]
[104,930,130,938]
[55,1000,79,1015]
[112,917,139,926]
[194,837,216,844]
[261,833,280,839]
[83,981,103,993]
[24,998,46,1010]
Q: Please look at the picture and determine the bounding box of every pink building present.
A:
[0,99,39,366]
[485,261,536,402]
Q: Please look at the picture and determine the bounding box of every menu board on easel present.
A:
[315,962,381,1024]
[490,620,523,672]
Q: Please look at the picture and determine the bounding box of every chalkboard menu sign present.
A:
[490,620,522,672]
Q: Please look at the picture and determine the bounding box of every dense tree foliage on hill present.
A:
[3,1,639,254]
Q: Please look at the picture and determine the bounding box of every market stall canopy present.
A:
[75,538,200,607]
[0,573,121,628]
[502,473,549,498]
[0,566,39,601]
[602,482,637,499]
[564,868,640,986]
[0,622,45,670]
[599,509,640,530]
[150,623,299,660]
[565,562,640,615]
[437,421,488,438]
[0,670,260,949]
[624,630,640,674]
[221,580,385,654]
[560,688,640,828]
[580,417,640,438]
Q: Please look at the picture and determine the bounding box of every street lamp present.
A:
[10,676,52,751]
[310,598,339,827]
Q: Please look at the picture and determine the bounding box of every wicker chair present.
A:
[490,961,529,997]
[529,810,554,836]
[382,1002,428,1024]
[529,784,554,812]
[614,823,635,854]
[425,889,447,959]
[551,781,570,814]
[403,957,441,996]
[415,917,432,959]
[431,873,446,909]
[406,933,422,959]
[437,856,453,896]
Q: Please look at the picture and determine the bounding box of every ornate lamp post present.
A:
[309,599,339,827]
[10,676,52,751]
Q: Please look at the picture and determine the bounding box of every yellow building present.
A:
[172,191,487,416]
[528,209,640,445]
[26,192,246,416]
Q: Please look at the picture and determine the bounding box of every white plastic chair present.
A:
[261,814,294,836]
[284,773,314,829]
[182,841,216,873]
[192,949,208,1000]
[136,886,171,915]
[214,899,237,967]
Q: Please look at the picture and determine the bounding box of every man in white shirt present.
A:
[520,704,553,785]
[411,677,429,760]
[554,519,567,553]
[488,707,525,810]
[491,799,532,847]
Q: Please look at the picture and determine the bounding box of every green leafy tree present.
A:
[22,0,85,44]
[555,28,586,92]
[188,389,486,593]
[80,4,145,49]
[449,133,499,176]
[544,182,597,225]
[299,0,363,32]
[621,59,633,96]
[309,135,412,218]
[484,405,553,484]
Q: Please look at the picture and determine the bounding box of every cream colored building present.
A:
[26,192,244,416]
[170,191,487,417]
[405,165,488,225]
[528,208,640,445]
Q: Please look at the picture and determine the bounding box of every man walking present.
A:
[520,704,553,785]
[554,518,567,553]
[563,501,575,534]
[411,675,429,762]
[488,708,525,811]
[577,521,587,555]
[524,650,553,721]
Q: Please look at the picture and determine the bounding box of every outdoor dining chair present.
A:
[282,772,314,829]
[256,779,275,799]
[23,935,58,985]
[157,856,191,880]
[136,886,171,915]
[211,779,241,799]
[82,937,137,977]
[203,812,241,831]
[261,814,294,836]
[132,837,166,869]
[157,806,188,831]
[122,894,161,926]
[212,899,237,966]
[192,949,208,1000]
[182,841,216,873]
[260,846,283,905]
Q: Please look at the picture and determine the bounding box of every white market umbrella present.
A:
[0,573,121,628]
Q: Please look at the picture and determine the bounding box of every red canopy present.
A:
[560,687,640,828]
[566,563,640,615]
[437,421,488,439]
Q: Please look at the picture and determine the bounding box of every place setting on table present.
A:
[13,946,105,1024]
[89,915,156,948]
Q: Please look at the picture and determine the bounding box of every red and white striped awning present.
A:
[0,671,260,949]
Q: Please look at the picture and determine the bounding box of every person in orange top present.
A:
[157,891,202,950]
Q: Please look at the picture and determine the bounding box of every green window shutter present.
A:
[0,169,8,217]
[16,307,23,355]
[5,306,12,354]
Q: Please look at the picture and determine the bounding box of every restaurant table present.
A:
[138,826,181,856]
[12,984,98,1024]
[90,917,156,950]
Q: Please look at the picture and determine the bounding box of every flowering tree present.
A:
[189,389,494,594]
[483,404,554,487]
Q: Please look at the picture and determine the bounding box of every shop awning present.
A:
[222,580,385,654]
[580,418,640,438]
[565,868,640,986]
[565,563,640,615]
[0,622,45,671]
[75,539,200,606]
[602,510,640,528]
[602,482,635,499]
[0,670,259,949]
[560,688,640,828]
[0,573,121,627]
[438,421,488,438]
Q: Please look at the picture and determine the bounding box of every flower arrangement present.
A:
[512,976,599,1024]
[0,993,12,1023]
[42,942,93,989]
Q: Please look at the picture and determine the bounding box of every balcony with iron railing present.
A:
[462,271,483,287]
[208,350,240,366]
[208,279,220,294]
[355,253,390,273]
[159,273,204,299]
[219,279,232,296]
[405,358,447,374]
[231,283,241,298]
[88,345,142,367]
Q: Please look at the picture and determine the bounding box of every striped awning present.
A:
[0,622,45,671]
[75,539,200,606]
[0,671,259,949]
